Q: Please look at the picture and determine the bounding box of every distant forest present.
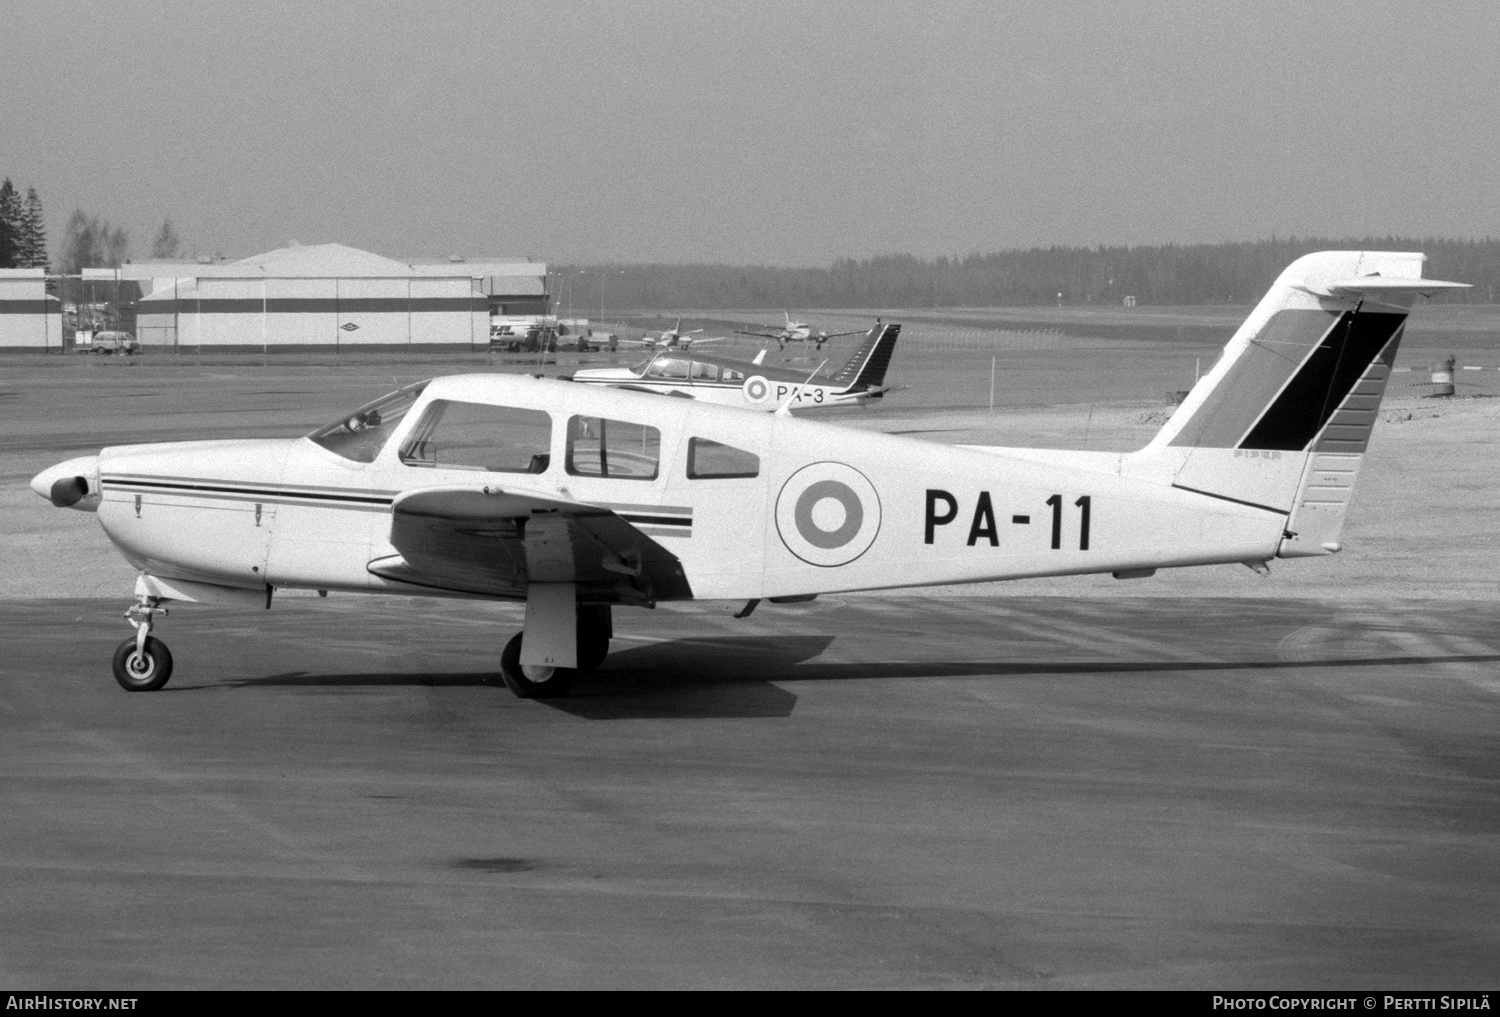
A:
[559,238,1500,310]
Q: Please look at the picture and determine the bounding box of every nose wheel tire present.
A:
[112,636,173,692]
[499,632,577,699]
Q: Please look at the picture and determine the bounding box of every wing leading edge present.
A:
[368,485,692,605]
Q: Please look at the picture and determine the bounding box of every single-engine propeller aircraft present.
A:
[735,311,867,350]
[567,321,901,411]
[30,252,1465,700]
[621,318,721,350]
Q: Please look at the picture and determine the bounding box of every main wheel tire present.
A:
[576,604,612,675]
[112,636,173,692]
[499,632,577,699]
[577,633,610,675]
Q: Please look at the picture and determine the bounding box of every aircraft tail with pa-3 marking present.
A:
[826,321,902,395]
[1140,250,1467,559]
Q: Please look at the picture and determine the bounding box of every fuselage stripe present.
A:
[618,514,691,527]
[103,477,394,506]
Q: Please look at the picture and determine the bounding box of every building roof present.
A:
[122,243,546,282]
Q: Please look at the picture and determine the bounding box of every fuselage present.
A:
[47,374,1286,606]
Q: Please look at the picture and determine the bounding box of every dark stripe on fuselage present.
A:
[103,477,394,506]
[1238,311,1406,452]
[617,514,691,528]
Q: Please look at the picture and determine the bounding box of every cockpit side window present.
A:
[399,400,553,473]
[646,358,690,380]
[566,415,660,480]
[308,381,429,463]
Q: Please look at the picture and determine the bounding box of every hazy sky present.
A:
[4,0,1498,266]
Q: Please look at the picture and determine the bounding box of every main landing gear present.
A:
[498,604,611,699]
[112,595,173,692]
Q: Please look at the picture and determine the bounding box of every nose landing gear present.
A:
[112,596,173,691]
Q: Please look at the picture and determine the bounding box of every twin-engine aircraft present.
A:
[30,252,1465,699]
[568,321,901,411]
[620,318,721,350]
[735,311,867,350]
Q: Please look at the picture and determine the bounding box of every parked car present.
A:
[92,331,140,355]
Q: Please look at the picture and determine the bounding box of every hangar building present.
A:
[0,269,63,349]
[126,243,548,350]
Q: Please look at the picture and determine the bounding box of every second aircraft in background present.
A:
[568,321,901,412]
[735,311,869,350]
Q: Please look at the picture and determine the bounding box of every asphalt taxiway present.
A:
[3,594,1497,988]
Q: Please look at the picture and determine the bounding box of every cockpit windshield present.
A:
[307,381,429,463]
[629,357,655,377]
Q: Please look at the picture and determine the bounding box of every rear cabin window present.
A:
[566,416,661,480]
[399,400,553,473]
[691,362,718,381]
[687,437,760,479]
[722,368,745,383]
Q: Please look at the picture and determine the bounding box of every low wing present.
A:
[368,485,691,605]
[816,329,867,340]
[733,328,785,339]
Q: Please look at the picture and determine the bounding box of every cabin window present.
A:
[722,368,745,383]
[398,400,553,473]
[646,358,690,380]
[566,415,661,480]
[686,437,760,479]
[691,361,718,381]
[308,381,429,463]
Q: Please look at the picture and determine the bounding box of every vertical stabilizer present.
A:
[1142,251,1466,558]
[828,322,902,390]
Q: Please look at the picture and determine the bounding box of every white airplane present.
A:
[567,321,901,411]
[735,311,867,350]
[620,318,722,350]
[30,252,1465,700]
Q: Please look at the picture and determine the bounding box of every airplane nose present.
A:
[30,455,101,509]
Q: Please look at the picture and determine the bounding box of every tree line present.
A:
[561,237,1500,309]
[1,173,192,273]
[0,179,48,269]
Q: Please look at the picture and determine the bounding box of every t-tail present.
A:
[1141,250,1466,559]
[827,321,902,396]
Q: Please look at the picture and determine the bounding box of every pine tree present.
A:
[150,220,181,259]
[20,187,48,269]
[0,178,19,268]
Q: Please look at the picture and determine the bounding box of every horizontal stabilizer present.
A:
[1309,276,1470,298]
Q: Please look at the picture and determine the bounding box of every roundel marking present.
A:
[776,462,881,567]
[743,375,770,403]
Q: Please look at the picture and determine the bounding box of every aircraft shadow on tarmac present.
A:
[203,621,1500,722]
[549,635,838,719]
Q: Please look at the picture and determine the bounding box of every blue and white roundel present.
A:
[743,375,771,404]
[775,462,881,567]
